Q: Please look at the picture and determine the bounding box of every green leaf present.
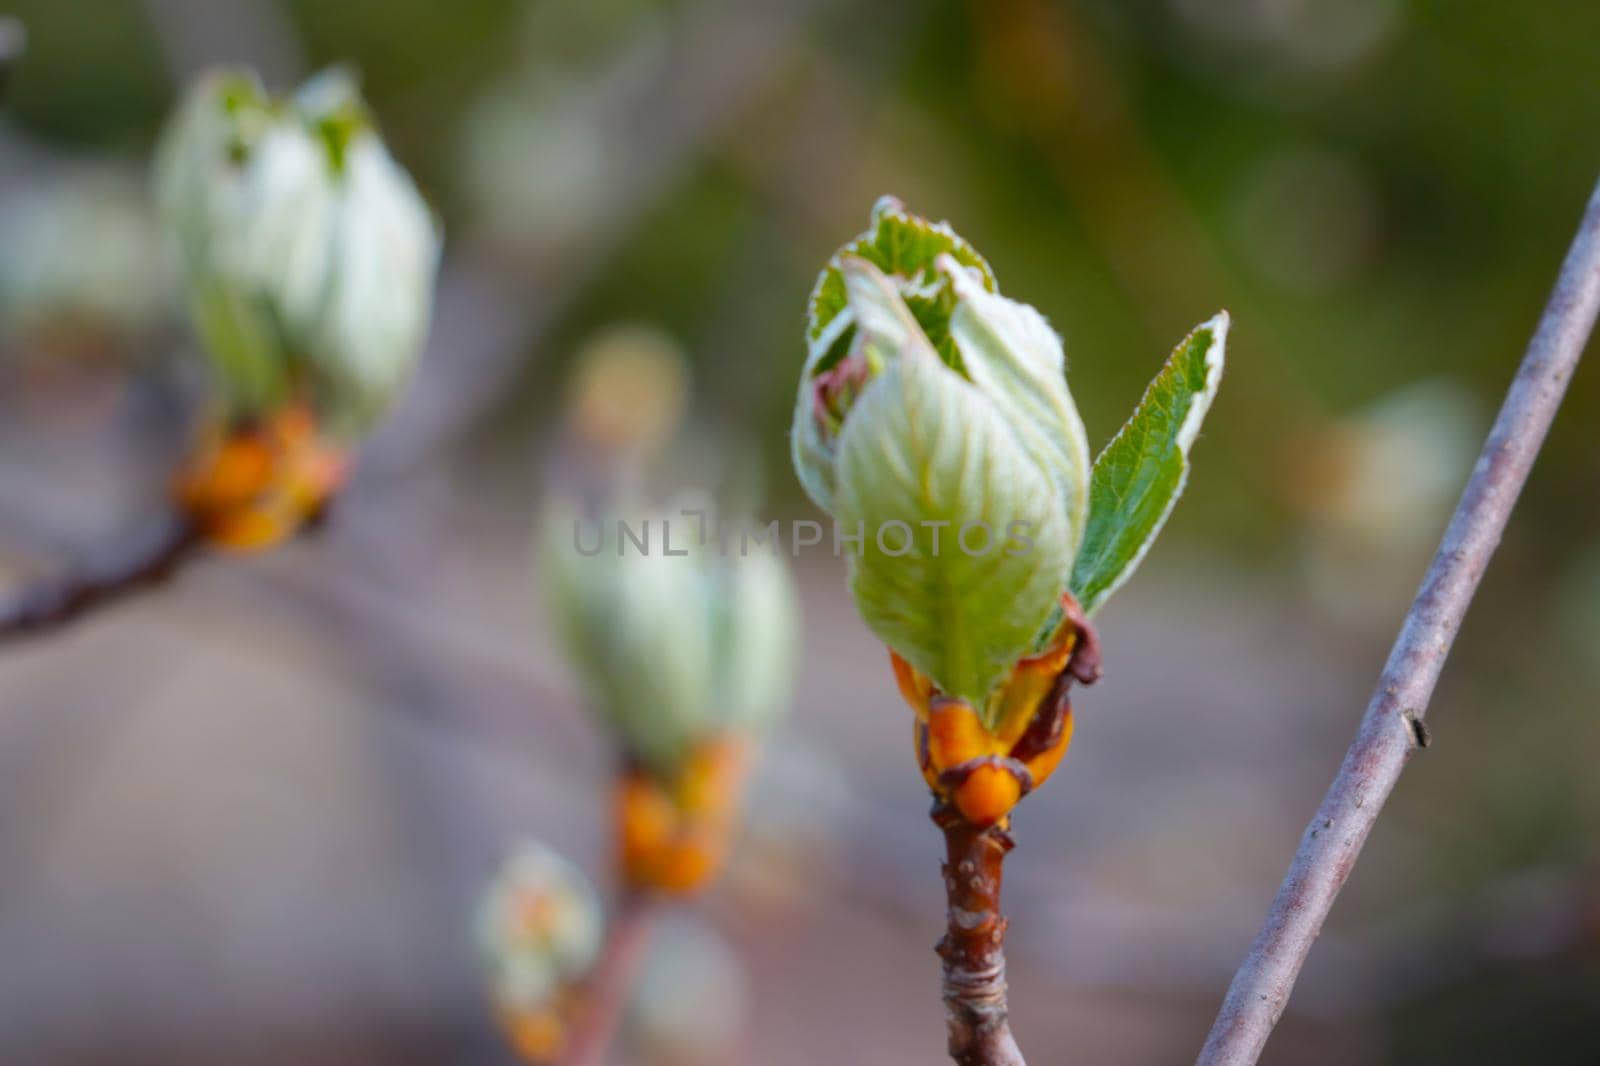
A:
[834,297,1073,712]
[1069,312,1228,615]
[945,257,1092,563]
[805,196,995,374]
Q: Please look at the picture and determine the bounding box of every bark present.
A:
[560,891,661,1066]
[936,807,1026,1066]
[0,512,199,643]
[1196,174,1600,1065]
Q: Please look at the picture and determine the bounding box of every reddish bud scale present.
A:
[897,593,1100,827]
[173,404,347,551]
[496,1000,571,1064]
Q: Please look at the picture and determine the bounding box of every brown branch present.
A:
[935,807,1026,1066]
[0,512,201,643]
[559,891,662,1066]
[1196,174,1600,1065]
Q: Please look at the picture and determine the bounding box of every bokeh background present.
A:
[3,0,1600,1063]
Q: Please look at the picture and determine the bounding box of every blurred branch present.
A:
[1196,174,1600,1065]
[561,891,662,1066]
[0,512,199,643]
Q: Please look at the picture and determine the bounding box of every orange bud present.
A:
[499,1006,566,1063]
[953,763,1023,827]
[616,738,747,895]
[653,833,722,894]
[616,774,677,887]
[676,738,747,816]
[926,698,992,773]
[173,405,347,552]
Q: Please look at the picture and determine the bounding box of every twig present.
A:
[1196,174,1600,1065]
[560,891,662,1066]
[936,808,1026,1066]
[0,513,201,642]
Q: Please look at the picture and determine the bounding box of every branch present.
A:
[559,891,661,1066]
[0,513,201,642]
[1196,174,1600,1065]
[936,808,1026,1066]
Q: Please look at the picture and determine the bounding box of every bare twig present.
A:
[0,512,200,642]
[1196,174,1600,1065]
[560,891,662,1066]
[918,599,1099,1066]
[936,808,1026,1066]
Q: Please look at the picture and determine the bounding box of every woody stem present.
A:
[0,511,201,644]
[560,890,661,1066]
[936,806,1026,1066]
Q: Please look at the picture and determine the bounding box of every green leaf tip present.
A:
[804,195,995,373]
[1069,311,1228,615]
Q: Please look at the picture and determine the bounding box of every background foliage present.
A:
[2,1,1599,1063]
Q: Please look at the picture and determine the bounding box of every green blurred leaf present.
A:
[1069,313,1228,615]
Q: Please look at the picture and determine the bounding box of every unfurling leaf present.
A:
[832,270,1073,710]
[793,200,1091,711]
[1069,313,1229,615]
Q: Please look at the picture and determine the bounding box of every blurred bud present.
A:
[564,324,689,459]
[0,167,171,359]
[1284,380,1482,622]
[155,67,440,434]
[540,496,798,775]
[615,737,750,894]
[172,403,344,552]
[540,495,797,891]
[792,196,1090,709]
[629,915,748,1066]
[477,840,604,1063]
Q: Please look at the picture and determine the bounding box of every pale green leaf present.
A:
[834,328,1072,712]
[1069,312,1228,615]
[539,497,797,775]
[945,256,1092,562]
